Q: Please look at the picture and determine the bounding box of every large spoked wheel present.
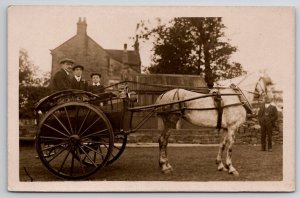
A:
[107,133,127,165]
[35,102,114,180]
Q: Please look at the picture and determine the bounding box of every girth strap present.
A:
[212,91,224,130]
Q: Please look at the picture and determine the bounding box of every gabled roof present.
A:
[51,35,141,71]
[106,49,141,66]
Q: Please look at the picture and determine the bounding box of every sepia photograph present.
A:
[7,6,295,192]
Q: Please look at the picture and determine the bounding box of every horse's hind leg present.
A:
[225,127,239,176]
[158,116,176,174]
[216,129,228,172]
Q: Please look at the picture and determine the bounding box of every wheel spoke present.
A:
[77,109,91,135]
[79,117,101,136]
[81,129,108,139]
[58,148,72,172]
[98,144,104,160]
[78,146,98,167]
[43,123,69,138]
[52,113,71,135]
[40,135,68,141]
[74,106,80,134]
[76,148,86,174]
[113,145,121,150]
[46,144,69,163]
[64,107,74,134]
[70,152,75,176]
[81,144,107,158]
[110,152,116,158]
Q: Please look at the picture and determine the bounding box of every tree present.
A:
[134,17,246,88]
[19,48,50,87]
[19,48,37,86]
[19,48,51,118]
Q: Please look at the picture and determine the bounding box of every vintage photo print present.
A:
[8,6,295,191]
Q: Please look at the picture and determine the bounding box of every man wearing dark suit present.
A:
[51,58,74,92]
[88,73,105,94]
[70,64,88,91]
[258,96,278,152]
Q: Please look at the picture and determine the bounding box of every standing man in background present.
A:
[258,96,278,152]
[50,58,74,92]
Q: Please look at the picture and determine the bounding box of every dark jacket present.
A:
[258,103,278,127]
[88,84,105,94]
[70,76,88,91]
[51,69,71,92]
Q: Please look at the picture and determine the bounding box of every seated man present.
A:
[70,64,88,91]
[50,58,74,92]
[88,73,105,94]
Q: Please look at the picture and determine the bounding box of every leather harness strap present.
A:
[172,89,185,115]
[212,91,224,130]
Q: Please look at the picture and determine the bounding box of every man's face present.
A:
[92,75,101,83]
[61,62,73,72]
[73,68,83,77]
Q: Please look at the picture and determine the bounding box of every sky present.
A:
[8,6,295,90]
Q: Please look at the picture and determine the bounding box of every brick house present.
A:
[50,17,141,86]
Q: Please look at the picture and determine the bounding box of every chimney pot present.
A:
[124,43,127,50]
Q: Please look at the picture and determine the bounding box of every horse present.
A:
[155,72,267,176]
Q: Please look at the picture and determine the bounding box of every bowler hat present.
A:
[72,64,84,71]
[59,58,75,64]
[90,73,101,78]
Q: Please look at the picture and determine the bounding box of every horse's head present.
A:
[254,77,267,100]
[256,74,276,102]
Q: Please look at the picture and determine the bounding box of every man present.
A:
[258,96,278,152]
[88,73,105,94]
[51,58,74,92]
[70,64,88,91]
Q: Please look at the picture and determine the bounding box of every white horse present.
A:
[155,72,267,175]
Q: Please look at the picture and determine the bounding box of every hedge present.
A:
[19,86,51,119]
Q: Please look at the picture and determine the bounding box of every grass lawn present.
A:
[19,144,282,181]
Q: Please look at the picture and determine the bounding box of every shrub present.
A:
[19,86,51,119]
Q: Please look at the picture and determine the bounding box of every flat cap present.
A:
[59,58,75,64]
[72,64,84,70]
[90,73,101,78]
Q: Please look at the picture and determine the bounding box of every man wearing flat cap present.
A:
[88,73,105,94]
[70,64,88,91]
[50,58,74,92]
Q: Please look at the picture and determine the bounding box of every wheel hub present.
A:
[69,134,81,145]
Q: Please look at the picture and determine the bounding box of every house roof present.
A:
[105,49,141,66]
[51,35,141,72]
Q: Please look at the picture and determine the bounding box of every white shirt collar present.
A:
[75,76,81,82]
[93,82,101,86]
[265,102,275,108]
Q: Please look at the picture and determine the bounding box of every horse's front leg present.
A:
[158,117,174,174]
[216,129,228,172]
[225,128,239,176]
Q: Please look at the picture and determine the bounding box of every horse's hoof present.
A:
[162,165,173,174]
[162,168,173,174]
[218,167,228,172]
[229,170,239,176]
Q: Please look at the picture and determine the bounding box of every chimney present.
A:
[77,17,87,35]
[122,43,129,68]
[133,35,139,53]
